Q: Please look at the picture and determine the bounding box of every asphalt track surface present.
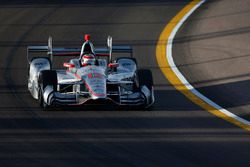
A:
[174,0,250,121]
[0,0,250,166]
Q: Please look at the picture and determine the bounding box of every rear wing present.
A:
[27,36,133,64]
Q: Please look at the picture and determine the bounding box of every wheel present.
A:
[38,70,57,110]
[38,86,49,110]
[137,69,153,90]
[136,69,154,108]
[38,70,57,91]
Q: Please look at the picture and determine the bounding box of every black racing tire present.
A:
[136,69,154,109]
[38,70,57,91]
[137,69,153,90]
[38,86,49,110]
[38,70,57,110]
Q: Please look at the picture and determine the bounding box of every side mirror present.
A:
[63,62,75,68]
[108,63,119,68]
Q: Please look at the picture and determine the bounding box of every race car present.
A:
[27,34,154,110]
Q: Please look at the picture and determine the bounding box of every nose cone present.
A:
[88,82,107,100]
[77,66,106,100]
[91,92,107,100]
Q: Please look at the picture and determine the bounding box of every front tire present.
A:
[38,86,49,110]
[137,69,153,90]
[137,69,154,108]
[38,70,57,110]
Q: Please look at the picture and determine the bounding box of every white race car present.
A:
[27,35,154,110]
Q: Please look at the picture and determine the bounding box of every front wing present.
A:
[43,85,154,108]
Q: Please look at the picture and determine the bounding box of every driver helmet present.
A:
[80,34,96,66]
[81,54,96,66]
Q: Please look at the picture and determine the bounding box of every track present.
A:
[0,0,250,166]
[174,0,250,122]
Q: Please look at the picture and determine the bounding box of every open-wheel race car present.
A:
[27,35,154,110]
